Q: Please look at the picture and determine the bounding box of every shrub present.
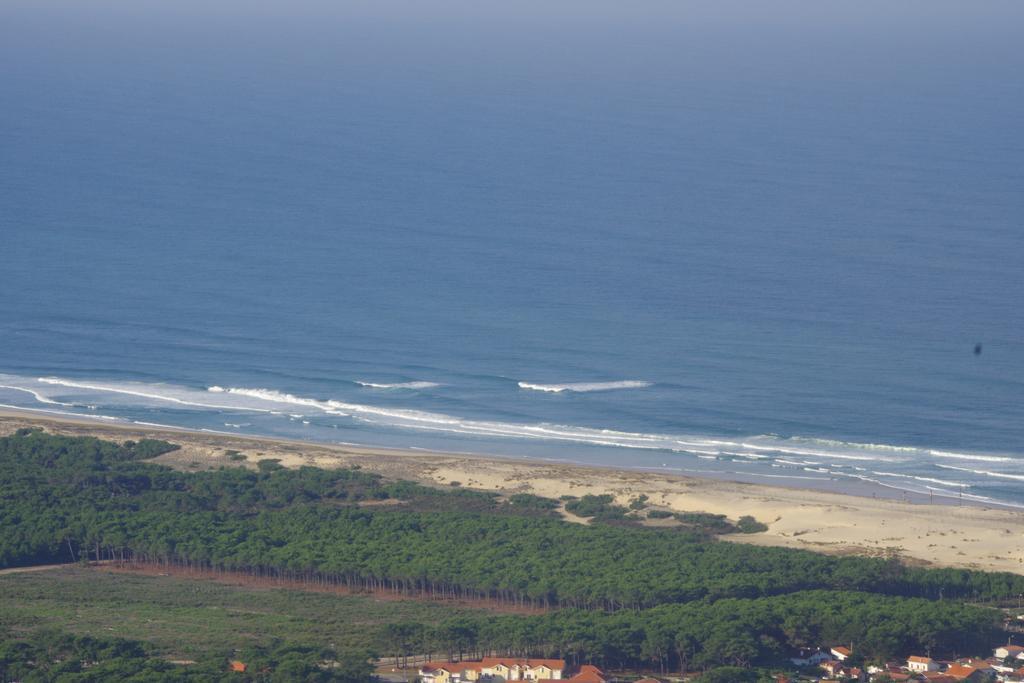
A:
[508,493,559,511]
[628,494,649,510]
[565,494,628,520]
[676,512,736,534]
[736,515,769,533]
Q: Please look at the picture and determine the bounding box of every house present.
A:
[943,663,991,681]
[419,660,482,683]
[482,658,566,680]
[960,658,992,670]
[919,675,957,683]
[541,666,607,683]
[832,646,853,662]
[908,656,940,673]
[943,663,973,679]
[229,661,247,673]
[419,658,567,682]
[995,645,1024,661]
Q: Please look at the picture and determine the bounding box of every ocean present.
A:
[2,1,1023,506]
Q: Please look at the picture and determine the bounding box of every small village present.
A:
[412,642,1024,683]
[781,642,1024,682]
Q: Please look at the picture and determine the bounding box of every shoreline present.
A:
[0,404,994,509]
[3,407,1024,575]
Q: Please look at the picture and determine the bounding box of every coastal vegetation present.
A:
[0,429,1018,676]
[0,626,374,682]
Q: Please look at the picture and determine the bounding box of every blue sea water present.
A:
[2,1,1023,506]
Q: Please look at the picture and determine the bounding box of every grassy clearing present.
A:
[0,567,477,659]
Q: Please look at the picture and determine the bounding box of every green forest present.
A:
[0,628,374,682]
[0,429,1017,679]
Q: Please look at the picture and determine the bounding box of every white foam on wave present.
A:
[12,375,1023,504]
[133,420,183,429]
[795,437,919,453]
[740,441,888,462]
[37,377,271,413]
[0,384,77,407]
[928,449,1012,463]
[215,386,718,451]
[0,403,120,421]
[356,381,441,389]
[912,475,969,488]
[518,380,652,393]
[935,463,1024,482]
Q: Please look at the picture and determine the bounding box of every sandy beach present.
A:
[3,408,1023,575]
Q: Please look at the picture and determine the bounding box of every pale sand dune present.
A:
[3,409,1023,574]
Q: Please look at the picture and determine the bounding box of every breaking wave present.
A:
[0,384,76,407]
[356,381,441,389]
[2,374,1022,506]
[928,449,1012,463]
[0,402,120,421]
[518,380,652,393]
[936,464,1024,482]
[38,377,269,412]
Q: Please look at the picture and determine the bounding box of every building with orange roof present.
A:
[920,675,957,683]
[538,665,607,683]
[943,663,981,680]
[960,657,991,670]
[830,645,852,661]
[228,660,247,673]
[564,665,606,683]
[418,660,488,683]
[908,655,940,672]
[419,657,567,682]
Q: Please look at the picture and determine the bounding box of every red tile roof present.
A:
[944,663,977,679]
[832,646,852,656]
[909,655,935,663]
[567,665,607,682]
[480,657,566,670]
[961,658,991,670]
